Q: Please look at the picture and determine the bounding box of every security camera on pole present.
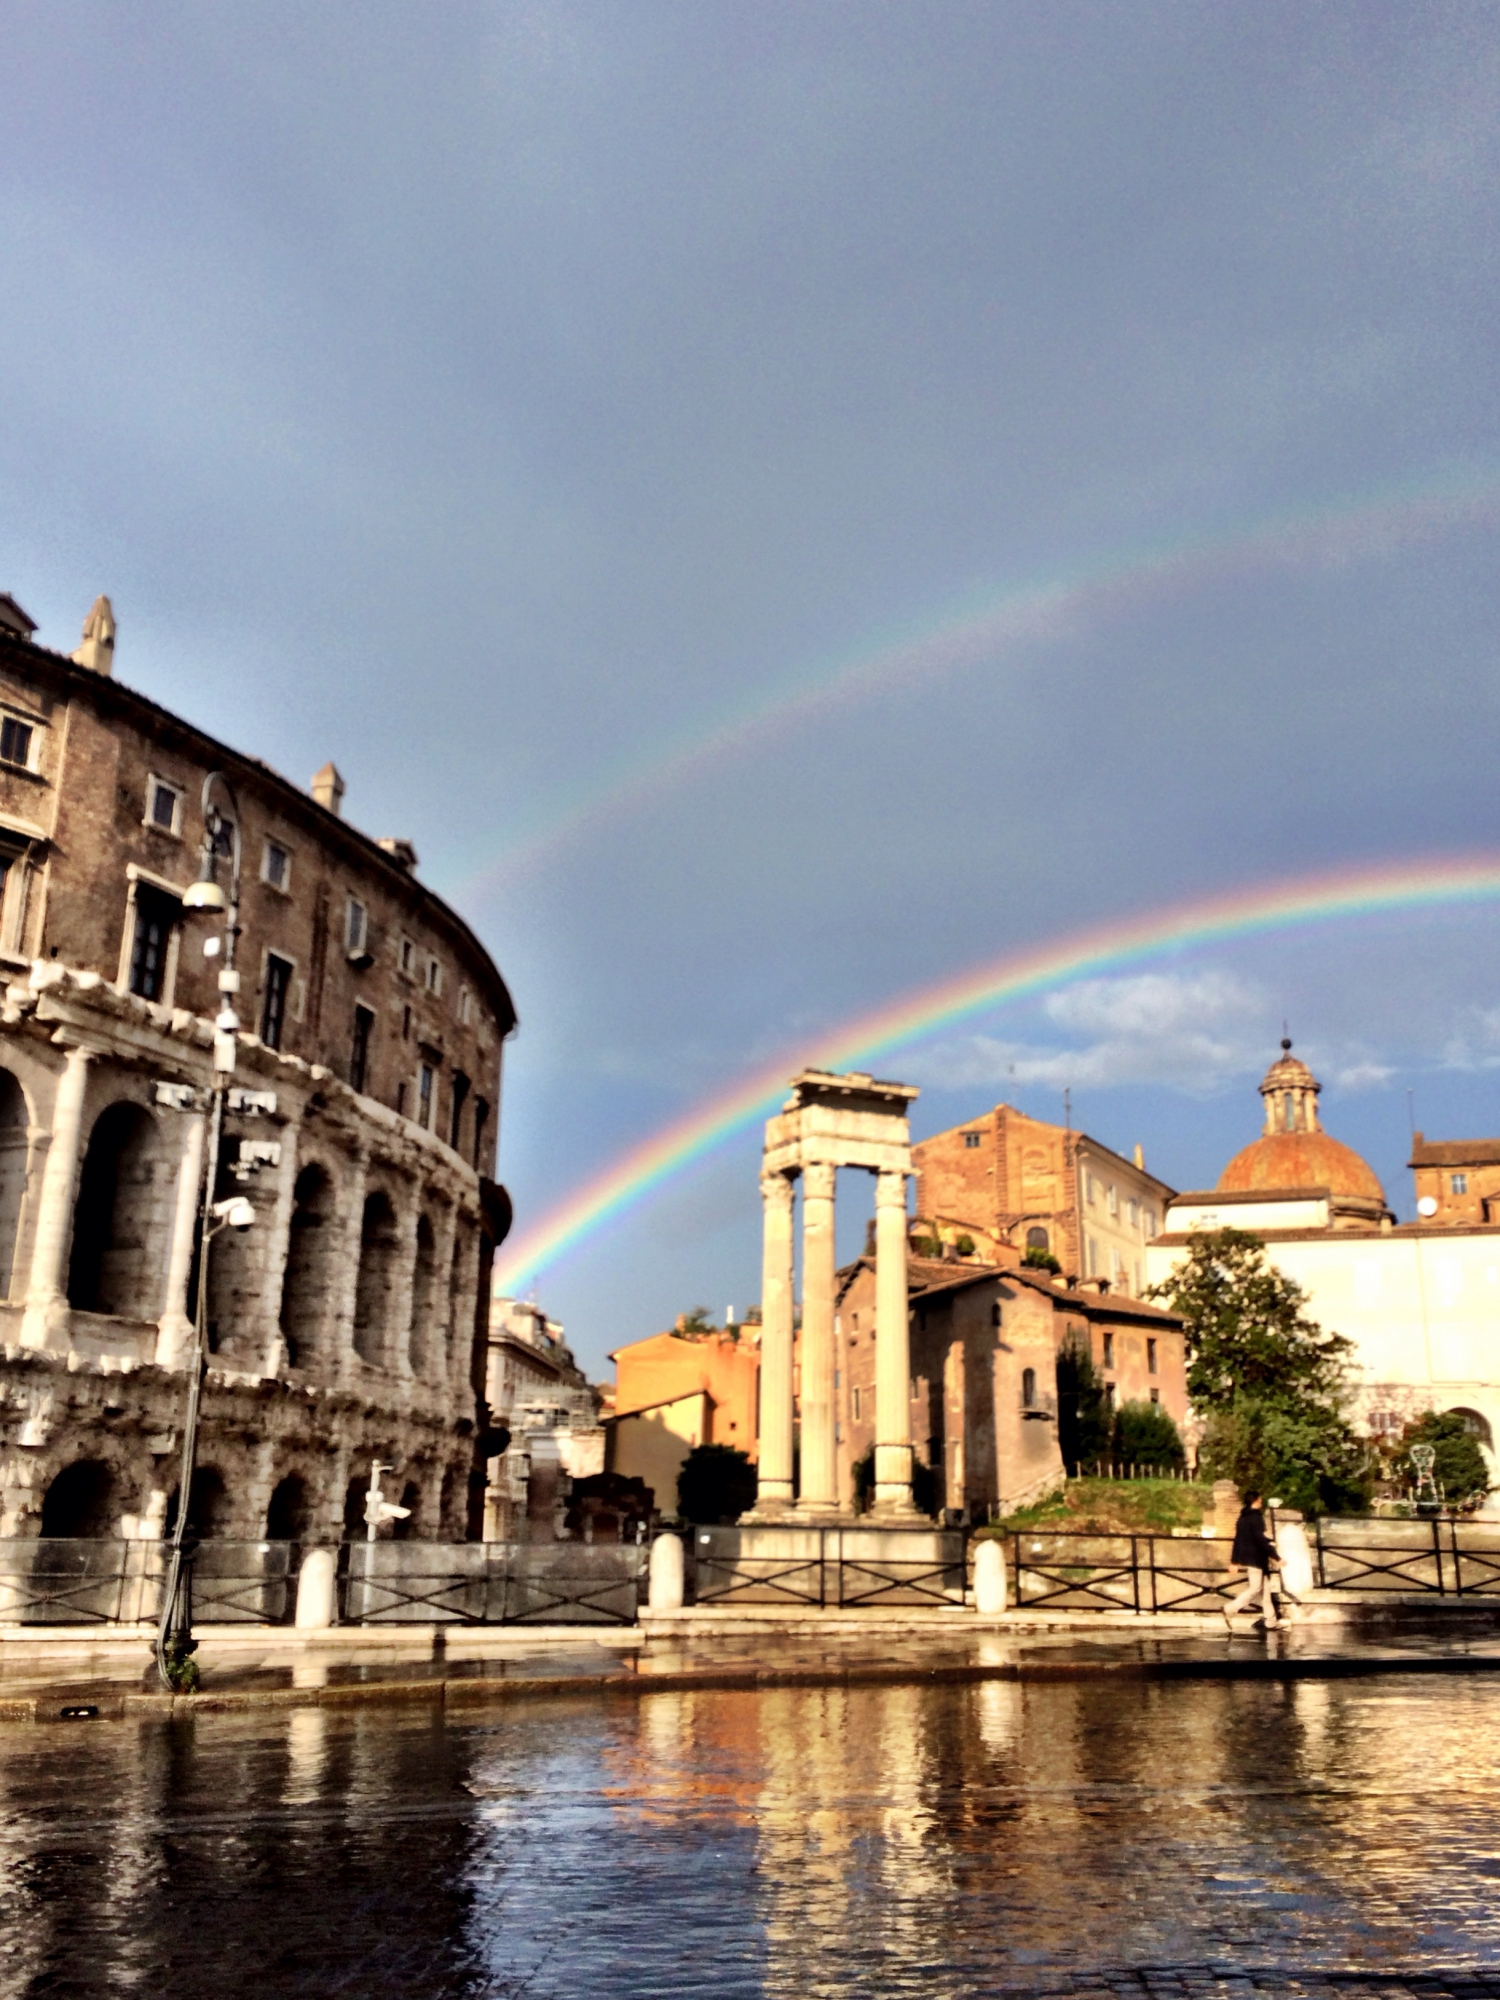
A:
[154,773,256,1693]
[365,1461,412,1541]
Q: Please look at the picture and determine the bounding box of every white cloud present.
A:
[1441,1007,1500,1074]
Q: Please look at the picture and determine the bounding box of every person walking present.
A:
[1223,1490,1281,1633]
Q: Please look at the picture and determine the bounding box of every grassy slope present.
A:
[980,1476,1214,1537]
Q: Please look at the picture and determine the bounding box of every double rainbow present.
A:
[493,855,1500,1293]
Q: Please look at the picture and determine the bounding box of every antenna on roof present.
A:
[1063,1086,1071,1131]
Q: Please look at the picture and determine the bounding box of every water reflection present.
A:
[0,1675,1498,1995]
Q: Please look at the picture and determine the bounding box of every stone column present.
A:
[19,1044,94,1352]
[330,1147,370,1390]
[797,1161,838,1513]
[755,1171,796,1510]
[872,1167,915,1514]
[155,1111,206,1368]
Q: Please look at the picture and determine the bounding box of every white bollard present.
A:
[647,1533,685,1612]
[1276,1518,1316,1601]
[294,1547,338,1629]
[974,1537,1008,1616]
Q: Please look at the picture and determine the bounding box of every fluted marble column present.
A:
[755,1170,796,1509]
[797,1161,838,1512]
[872,1167,915,1514]
[19,1044,94,1352]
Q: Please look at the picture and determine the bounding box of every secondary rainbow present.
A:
[466,468,1500,899]
[493,854,1500,1292]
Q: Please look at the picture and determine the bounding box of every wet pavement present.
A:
[2,1662,1500,1994]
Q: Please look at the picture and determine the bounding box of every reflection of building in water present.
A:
[1148,1042,1500,1480]
[482,1297,604,1540]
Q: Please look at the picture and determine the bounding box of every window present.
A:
[1106,1182,1118,1217]
[990,1300,1002,1327]
[1284,1091,1295,1133]
[1085,1170,1096,1205]
[1147,1337,1157,1374]
[1452,1173,1469,1196]
[1021,1367,1036,1409]
[449,1070,470,1150]
[852,1385,861,1420]
[147,779,182,833]
[1102,1330,1115,1369]
[209,814,236,860]
[1086,1235,1100,1277]
[1128,1197,1139,1229]
[458,985,473,1025]
[1103,1381,1115,1411]
[1026,1226,1049,1250]
[261,953,294,1050]
[346,898,368,954]
[401,1004,411,1041]
[473,1096,490,1169]
[262,840,291,892]
[350,1003,375,1093]
[963,1131,981,1150]
[399,936,415,976]
[425,956,442,995]
[418,1062,435,1130]
[1144,1209,1157,1240]
[0,715,32,770]
[127,885,180,1000]
[1149,1386,1160,1406]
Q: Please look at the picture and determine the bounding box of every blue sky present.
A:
[5,4,1500,1375]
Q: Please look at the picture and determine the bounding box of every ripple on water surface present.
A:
[0,1674,1498,1998]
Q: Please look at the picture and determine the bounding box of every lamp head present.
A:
[183,878,227,912]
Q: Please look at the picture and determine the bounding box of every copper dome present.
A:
[1216,1129,1386,1202]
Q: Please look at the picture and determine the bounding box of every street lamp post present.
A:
[155,773,249,1691]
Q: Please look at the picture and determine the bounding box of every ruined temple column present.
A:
[755,1170,796,1510]
[797,1161,838,1512]
[872,1167,915,1514]
[154,1110,206,1368]
[19,1044,94,1352]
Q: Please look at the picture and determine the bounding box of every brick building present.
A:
[1409,1134,1500,1227]
[911,1103,1175,1297]
[0,591,515,1544]
[833,1251,1188,1517]
[607,1319,761,1515]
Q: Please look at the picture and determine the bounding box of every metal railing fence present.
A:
[689,1528,967,1610]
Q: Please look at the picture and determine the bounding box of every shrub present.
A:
[852,1448,939,1516]
[1112,1399,1185,1471]
[676,1443,757,1523]
[954,1233,976,1257]
[1023,1245,1062,1274]
[1397,1411,1491,1508]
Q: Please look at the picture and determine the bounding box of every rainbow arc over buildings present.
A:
[493,855,1500,1293]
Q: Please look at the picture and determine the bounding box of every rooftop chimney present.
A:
[310,762,346,816]
[72,595,115,675]
[377,837,418,872]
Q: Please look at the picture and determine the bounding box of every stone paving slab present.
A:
[996,1974,1500,1999]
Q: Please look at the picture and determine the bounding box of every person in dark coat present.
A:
[1223,1490,1281,1632]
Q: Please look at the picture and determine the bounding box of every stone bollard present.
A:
[1211,1479,1240,1539]
[647,1533,685,1612]
[1274,1515,1316,1600]
[294,1547,338,1629]
[974,1537,1008,1616]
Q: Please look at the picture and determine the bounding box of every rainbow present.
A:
[465,468,1500,898]
[493,854,1500,1292]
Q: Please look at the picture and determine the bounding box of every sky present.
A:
[5,3,1500,1378]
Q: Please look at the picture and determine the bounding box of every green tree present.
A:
[1023,1244,1062,1275]
[677,1306,715,1333]
[676,1443,757,1523]
[1056,1335,1112,1473]
[1112,1399,1185,1471]
[1398,1411,1491,1508]
[1147,1227,1371,1516]
[851,1448,939,1516]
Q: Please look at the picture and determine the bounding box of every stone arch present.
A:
[409,1211,439,1377]
[68,1100,176,1317]
[166,1466,231,1538]
[40,1459,117,1538]
[266,1472,311,1541]
[353,1189,399,1366]
[0,1067,28,1298]
[279,1162,339,1370]
[1448,1406,1494,1449]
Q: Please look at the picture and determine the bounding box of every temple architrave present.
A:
[0,591,516,1546]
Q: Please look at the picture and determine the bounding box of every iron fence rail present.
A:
[689,1529,967,1609]
[0,1539,648,1627]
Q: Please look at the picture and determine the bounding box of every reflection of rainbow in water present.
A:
[466,469,1500,897]
[493,855,1500,1292]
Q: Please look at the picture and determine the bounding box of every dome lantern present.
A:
[1259,1037,1320,1137]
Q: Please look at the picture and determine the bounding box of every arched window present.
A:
[165,1466,230,1538]
[353,1189,399,1366]
[265,1473,310,1542]
[1449,1407,1494,1450]
[1026,1226,1050,1251]
[409,1212,438,1377]
[0,1068,27,1297]
[279,1164,337,1370]
[68,1102,175,1318]
[1021,1367,1037,1410]
[40,1460,116,1538]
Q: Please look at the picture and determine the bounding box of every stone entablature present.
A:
[0,956,505,1544]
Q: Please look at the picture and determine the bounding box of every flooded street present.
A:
[2,1672,1500,1996]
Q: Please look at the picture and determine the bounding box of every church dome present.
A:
[1215,1039,1387,1205]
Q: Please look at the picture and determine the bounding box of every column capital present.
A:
[875,1167,909,1206]
[803,1160,837,1201]
[759,1170,794,1210]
